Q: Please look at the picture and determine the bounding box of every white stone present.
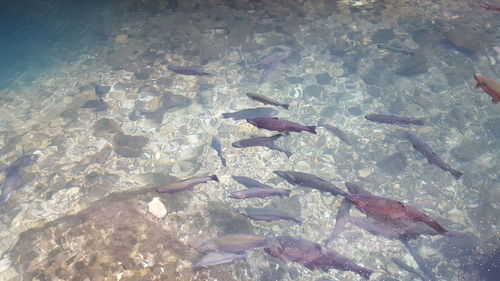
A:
[148,197,167,219]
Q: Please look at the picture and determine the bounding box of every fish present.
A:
[232,133,292,157]
[229,187,291,199]
[264,236,326,264]
[193,251,246,268]
[325,199,352,244]
[318,122,354,146]
[0,153,39,203]
[345,194,449,235]
[155,174,219,193]
[264,236,373,279]
[221,107,278,120]
[236,207,303,224]
[274,171,348,197]
[247,117,317,134]
[167,65,210,76]
[199,234,266,253]
[479,1,500,12]
[364,114,425,125]
[259,61,280,84]
[344,182,373,196]
[211,137,227,167]
[304,250,374,279]
[231,176,273,189]
[246,93,290,110]
[251,50,292,66]
[405,132,463,179]
[473,73,500,103]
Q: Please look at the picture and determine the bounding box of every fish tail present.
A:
[293,216,304,224]
[221,158,227,167]
[449,169,463,180]
[283,189,292,197]
[358,268,374,279]
[307,126,317,134]
[221,113,230,118]
[282,104,290,110]
[283,150,293,158]
[209,174,220,182]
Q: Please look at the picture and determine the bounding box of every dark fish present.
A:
[304,250,374,279]
[264,236,326,264]
[211,137,227,167]
[232,176,273,189]
[199,234,266,253]
[167,65,210,76]
[365,114,424,125]
[193,251,246,268]
[222,107,278,120]
[274,170,347,197]
[346,194,449,235]
[325,199,352,244]
[247,117,317,134]
[232,133,292,157]
[1,153,39,203]
[246,93,290,109]
[347,216,440,240]
[264,236,373,279]
[156,174,219,193]
[237,207,303,224]
[405,132,463,179]
[229,188,291,199]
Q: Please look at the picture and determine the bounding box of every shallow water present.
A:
[0,0,499,280]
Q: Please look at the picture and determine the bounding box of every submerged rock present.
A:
[112,133,149,158]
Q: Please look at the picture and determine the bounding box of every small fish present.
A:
[1,153,39,203]
[473,73,500,103]
[156,174,219,193]
[346,194,449,235]
[246,93,290,110]
[232,134,292,157]
[247,117,317,134]
[274,170,348,197]
[232,176,273,189]
[304,250,374,279]
[193,251,246,268]
[405,132,463,179]
[479,1,500,12]
[229,187,291,199]
[365,114,425,125]
[325,199,352,244]
[167,65,210,76]
[318,122,354,146]
[237,207,303,224]
[348,216,440,241]
[221,107,278,120]
[211,137,227,167]
[199,234,266,253]
[251,50,292,66]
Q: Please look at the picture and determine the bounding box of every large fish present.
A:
[264,236,373,279]
[237,207,303,224]
[247,117,317,134]
[222,107,278,120]
[405,132,463,179]
[246,93,290,109]
[199,234,266,253]
[365,114,424,126]
[232,134,292,157]
[229,187,291,199]
[345,194,449,235]
[232,176,273,189]
[167,65,210,76]
[155,174,219,193]
[211,137,227,166]
[473,73,500,103]
[0,153,39,203]
[193,251,246,268]
[274,170,347,197]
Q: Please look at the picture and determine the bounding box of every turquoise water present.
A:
[0,0,498,280]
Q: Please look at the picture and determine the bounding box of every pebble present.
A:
[114,34,128,44]
[148,197,167,219]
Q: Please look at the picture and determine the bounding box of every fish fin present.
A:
[450,170,463,180]
[307,126,317,134]
[282,104,290,110]
[221,158,227,167]
[414,119,425,125]
[210,175,220,182]
[294,217,304,224]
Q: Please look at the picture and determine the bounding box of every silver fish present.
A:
[156,174,219,193]
[211,137,227,167]
[193,251,246,268]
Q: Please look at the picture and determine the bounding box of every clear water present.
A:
[0,0,498,280]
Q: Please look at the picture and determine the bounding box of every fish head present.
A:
[232,141,243,148]
[246,118,258,126]
[229,192,245,199]
[235,207,247,216]
[345,194,367,209]
[473,73,483,85]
